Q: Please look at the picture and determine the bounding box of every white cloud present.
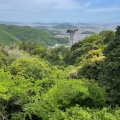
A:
[53,0,80,10]
[0,0,75,10]
[0,0,91,12]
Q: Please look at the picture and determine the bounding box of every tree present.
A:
[9,57,52,80]
[0,46,8,68]
[99,30,115,44]
[99,26,120,106]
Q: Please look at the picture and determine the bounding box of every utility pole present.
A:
[67,29,78,47]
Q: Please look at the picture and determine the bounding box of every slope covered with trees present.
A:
[52,23,77,29]
[0,29,21,45]
[0,26,120,120]
[0,24,69,46]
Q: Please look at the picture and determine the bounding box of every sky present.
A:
[0,0,120,23]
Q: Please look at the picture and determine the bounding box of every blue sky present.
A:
[0,0,120,23]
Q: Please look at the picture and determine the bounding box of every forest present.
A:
[0,24,69,46]
[0,25,120,120]
[52,23,77,29]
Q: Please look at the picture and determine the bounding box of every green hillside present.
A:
[0,29,21,45]
[82,31,95,34]
[0,24,69,46]
[52,23,77,29]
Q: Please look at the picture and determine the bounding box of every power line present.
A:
[95,16,120,24]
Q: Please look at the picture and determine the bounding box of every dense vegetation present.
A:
[0,26,120,120]
[82,31,95,34]
[52,23,77,29]
[0,24,69,46]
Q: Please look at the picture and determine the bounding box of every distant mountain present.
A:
[82,31,95,34]
[52,23,77,29]
[0,24,69,46]
[0,21,23,25]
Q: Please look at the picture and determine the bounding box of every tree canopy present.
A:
[0,26,120,120]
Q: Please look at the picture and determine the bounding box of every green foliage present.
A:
[67,34,101,65]
[44,80,106,110]
[51,106,120,120]
[19,42,47,57]
[99,26,120,105]
[0,46,8,68]
[0,25,120,119]
[3,45,29,66]
[0,24,69,46]
[0,28,21,45]
[99,30,115,44]
[9,57,52,80]
[19,42,36,52]
[0,69,13,100]
[83,34,102,44]
[0,68,56,119]
[71,34,100,52]
[23,79,106,119]
[45,46,70,66]
[0,70,31,119]
[52,23,77,29]
[75,49,105,80]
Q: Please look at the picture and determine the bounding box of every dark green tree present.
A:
[99,26,120,106]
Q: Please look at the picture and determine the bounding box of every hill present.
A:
[52,23,77,29]
[0,29,21,45]
[0,24,69,46]
[81,31,95,34]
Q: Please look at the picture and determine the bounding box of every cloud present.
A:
[0,0,92,12]
[0,0,79,11]
[53,0,80,10]
[1,0,119,23]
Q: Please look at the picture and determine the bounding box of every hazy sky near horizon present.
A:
[0,0,120,23]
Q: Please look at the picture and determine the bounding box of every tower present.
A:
[67,29,78,47]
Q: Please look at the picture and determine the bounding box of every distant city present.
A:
[30,22,118,43]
